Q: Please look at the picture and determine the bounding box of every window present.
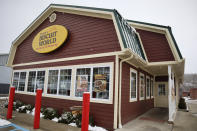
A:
[158,84,166,96]
[47,70,59,94]
[146,76,150,98]
[150,79,154,97]
[59,69,72,96]
[13,72,20,90]
[27,71,45,93]
[75,66,111,100]
[140,73,145,100]
[12,62,113,104]
[130,69,137,101]
[12,72,26,91]
[75,68,91,97]
[92,67,110,99]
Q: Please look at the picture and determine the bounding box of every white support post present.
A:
[168,65,176,123]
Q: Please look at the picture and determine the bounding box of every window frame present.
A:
[11,62,114,104]
[12,71,27,92]
[73,63,113,103]
[146,76,150,99]
[46,67,73,97]
[27,70,46,93]
[139,73,145,100]
[129,68,138,102]
[158,83,166,96]
[150,78,154,98]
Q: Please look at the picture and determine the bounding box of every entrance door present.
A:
[155,82,168,108]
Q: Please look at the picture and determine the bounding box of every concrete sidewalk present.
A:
[116,108,172,131]
[0,102,80,131]
[173,110,197,131]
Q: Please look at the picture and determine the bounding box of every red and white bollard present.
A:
[81,92,90,131]
[34,88,42,129]
[7,87,15,120]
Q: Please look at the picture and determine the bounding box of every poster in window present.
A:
[94,74,107,92]
[77,75,88,92]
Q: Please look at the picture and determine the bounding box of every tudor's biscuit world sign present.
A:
[32,25,68,53]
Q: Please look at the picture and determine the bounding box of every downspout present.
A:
[118,54,134,128]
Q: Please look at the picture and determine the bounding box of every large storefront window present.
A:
[75,66,111,99]
[13,72,20,90]
[146,77,150,98]
[92,67,110,99]
[47,70,59,94]
[27,71,45,93]
[13,72,26,91]
[59,69,72,96]
[130,69,137,101]
[75,68,91,97]
[140,73,145,100]
[12,63,113,103]
[27,71,36,92]
[36,71,45,90]
[47,69,72,96]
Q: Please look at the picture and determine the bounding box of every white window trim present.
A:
[26,70,46,93]
[146,76,150,99]
[151,78,154,98]
[12,62,114,104]
[12,70,27,92]
[158,83,167,96]
[73,63,113,103]
[139,73,145,100]
[129,68,137,102]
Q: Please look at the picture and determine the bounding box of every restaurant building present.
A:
[7,4,185,130]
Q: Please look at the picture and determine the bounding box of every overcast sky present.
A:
[1,0,197,73]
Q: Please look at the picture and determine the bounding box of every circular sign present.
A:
[32,25,68,53]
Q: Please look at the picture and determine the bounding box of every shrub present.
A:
[58,112,74,124]
[18,106,27,113]
[26,104,34,111]
[4,102,8,108]
[74,113,82,128]
[73,113,95,128]
[43,107,58,120]
[40,107,44,113]
[15,100,24,109]
[178,97,186,109]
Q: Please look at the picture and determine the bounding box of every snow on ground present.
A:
[19,106,26,110]
[68,123,77,127]
[0,97,8,100]
[68,123,107,131]
[31,108,44,117]
[51,117,59,122]
[0,118,11,126]
[88,125,108,131]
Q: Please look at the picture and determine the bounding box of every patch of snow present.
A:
[16,109,19,112]
[89,125,108,131]
[68,123,77,127]
[0,118,11,126]
[40,113,44,118]
[192,114,197,117]
[0,97,8,100]
[52,117,59,122]
[26,110,31,114]
[31,108,35,115]
[31,108,44,118]
[19,106,26,110]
